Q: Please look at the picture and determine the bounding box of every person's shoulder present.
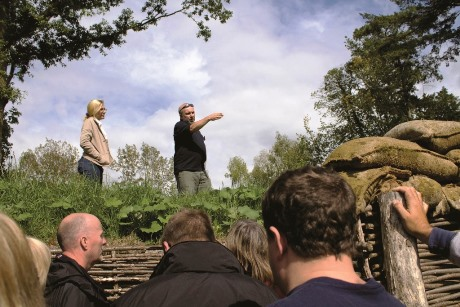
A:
[82,117,97,127]
[174,120,191,135]
[113,278,160,307]
[46,281,92,307]
[174,120,189,127]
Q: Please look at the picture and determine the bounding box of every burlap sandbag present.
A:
[446,149,460,166]
[442,184,460,212]
[324,137,459,183]
[402,176,449,217]
[339,167,411,214]
[384,120,460,154]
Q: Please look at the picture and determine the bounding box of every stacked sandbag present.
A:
[323,120,460,305]
[323,120,460,217]
[384,120,460,154]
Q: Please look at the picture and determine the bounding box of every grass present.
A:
[0,171,267,245]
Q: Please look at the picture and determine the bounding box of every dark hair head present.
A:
[161,208,215,246]
[262,165,357,259]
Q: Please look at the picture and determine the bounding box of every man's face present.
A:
[85,217,107,265]
[180,106,195,123]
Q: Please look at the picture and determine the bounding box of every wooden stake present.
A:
[378,191,428,307]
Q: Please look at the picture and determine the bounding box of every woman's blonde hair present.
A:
[27,237,51,289]
[0,213,45,307]
[225,219,273,285]
[84,99,104,120]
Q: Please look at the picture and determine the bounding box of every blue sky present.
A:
[11,0,460,187]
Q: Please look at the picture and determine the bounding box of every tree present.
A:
[313,1,460,145]
[225,156,249,188]
[113,144,140,183]
[138,143,175,194]
[416,87,460,119]
[0,0,232,171]
[18,138,79,182]
[249,132,312,187]
[112,143,175,194]
[383,0,459,65]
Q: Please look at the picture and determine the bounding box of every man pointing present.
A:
[174,103,223,194]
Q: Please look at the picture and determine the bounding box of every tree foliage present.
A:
[0,0,232,170]
[18,138,79,182]
[385,0,459,65]
[313,0,460,150]
[225,132,314,189]
[112,143,175,194]
[224,156,249,188]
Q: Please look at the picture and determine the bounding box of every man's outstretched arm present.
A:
[190,112,223,133]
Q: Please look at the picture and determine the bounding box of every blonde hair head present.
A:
[27,237,51,289]
[84,99,104,120]
[0,213,45,307]
[225,219,273,285]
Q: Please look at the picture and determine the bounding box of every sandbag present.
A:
[442,184,460,212]
[401,176,448,217]
[446,149,460,166]
[339,167,411,214]
[384,120,460,154]
[324,137,459,183]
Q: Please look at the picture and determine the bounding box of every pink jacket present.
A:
[80,117,114,166]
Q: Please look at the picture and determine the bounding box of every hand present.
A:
[392,186,432,244]
[207,112,224,121]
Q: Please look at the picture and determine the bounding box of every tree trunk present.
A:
[0,1,8,168]
[378,191,428,306]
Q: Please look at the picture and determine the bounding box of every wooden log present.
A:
[378,191,428,307]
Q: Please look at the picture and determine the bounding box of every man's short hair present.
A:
[161,208,216,246]
[262,165,357,259]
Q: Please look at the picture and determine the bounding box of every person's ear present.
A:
[162,241,171,252]
[80,236,88,251]
[269,226,288,256]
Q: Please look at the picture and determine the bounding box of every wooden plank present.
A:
[378,191,428,307]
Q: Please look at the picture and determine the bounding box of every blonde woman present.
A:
[78,99,114,184]
[225,219,274,286]
[27,237,52,290]
[0,213,45,307]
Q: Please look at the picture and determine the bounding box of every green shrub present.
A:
[0,172,266,244]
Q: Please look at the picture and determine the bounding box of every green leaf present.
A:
[237,205,259,220]
[140,197,150,206]
[158,214,171,224]
[48,200,73,209]
[104,197,123,208]
[16,213,33,221]
[118,206,134,219]
[219,189,232,201]
[152,203,168,211]
[14,201,26,209]
[140,221,162,234]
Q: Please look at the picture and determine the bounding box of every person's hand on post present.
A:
[392,186,432,244]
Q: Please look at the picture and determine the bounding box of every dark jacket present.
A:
[45,254,110,307]
[114,241,278,307]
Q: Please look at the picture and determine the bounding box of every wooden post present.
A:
[378,191,428,307]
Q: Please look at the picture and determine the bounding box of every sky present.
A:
[11,0,460,187]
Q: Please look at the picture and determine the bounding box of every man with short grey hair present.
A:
[45,213,109,307]
[173,103,223,194]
